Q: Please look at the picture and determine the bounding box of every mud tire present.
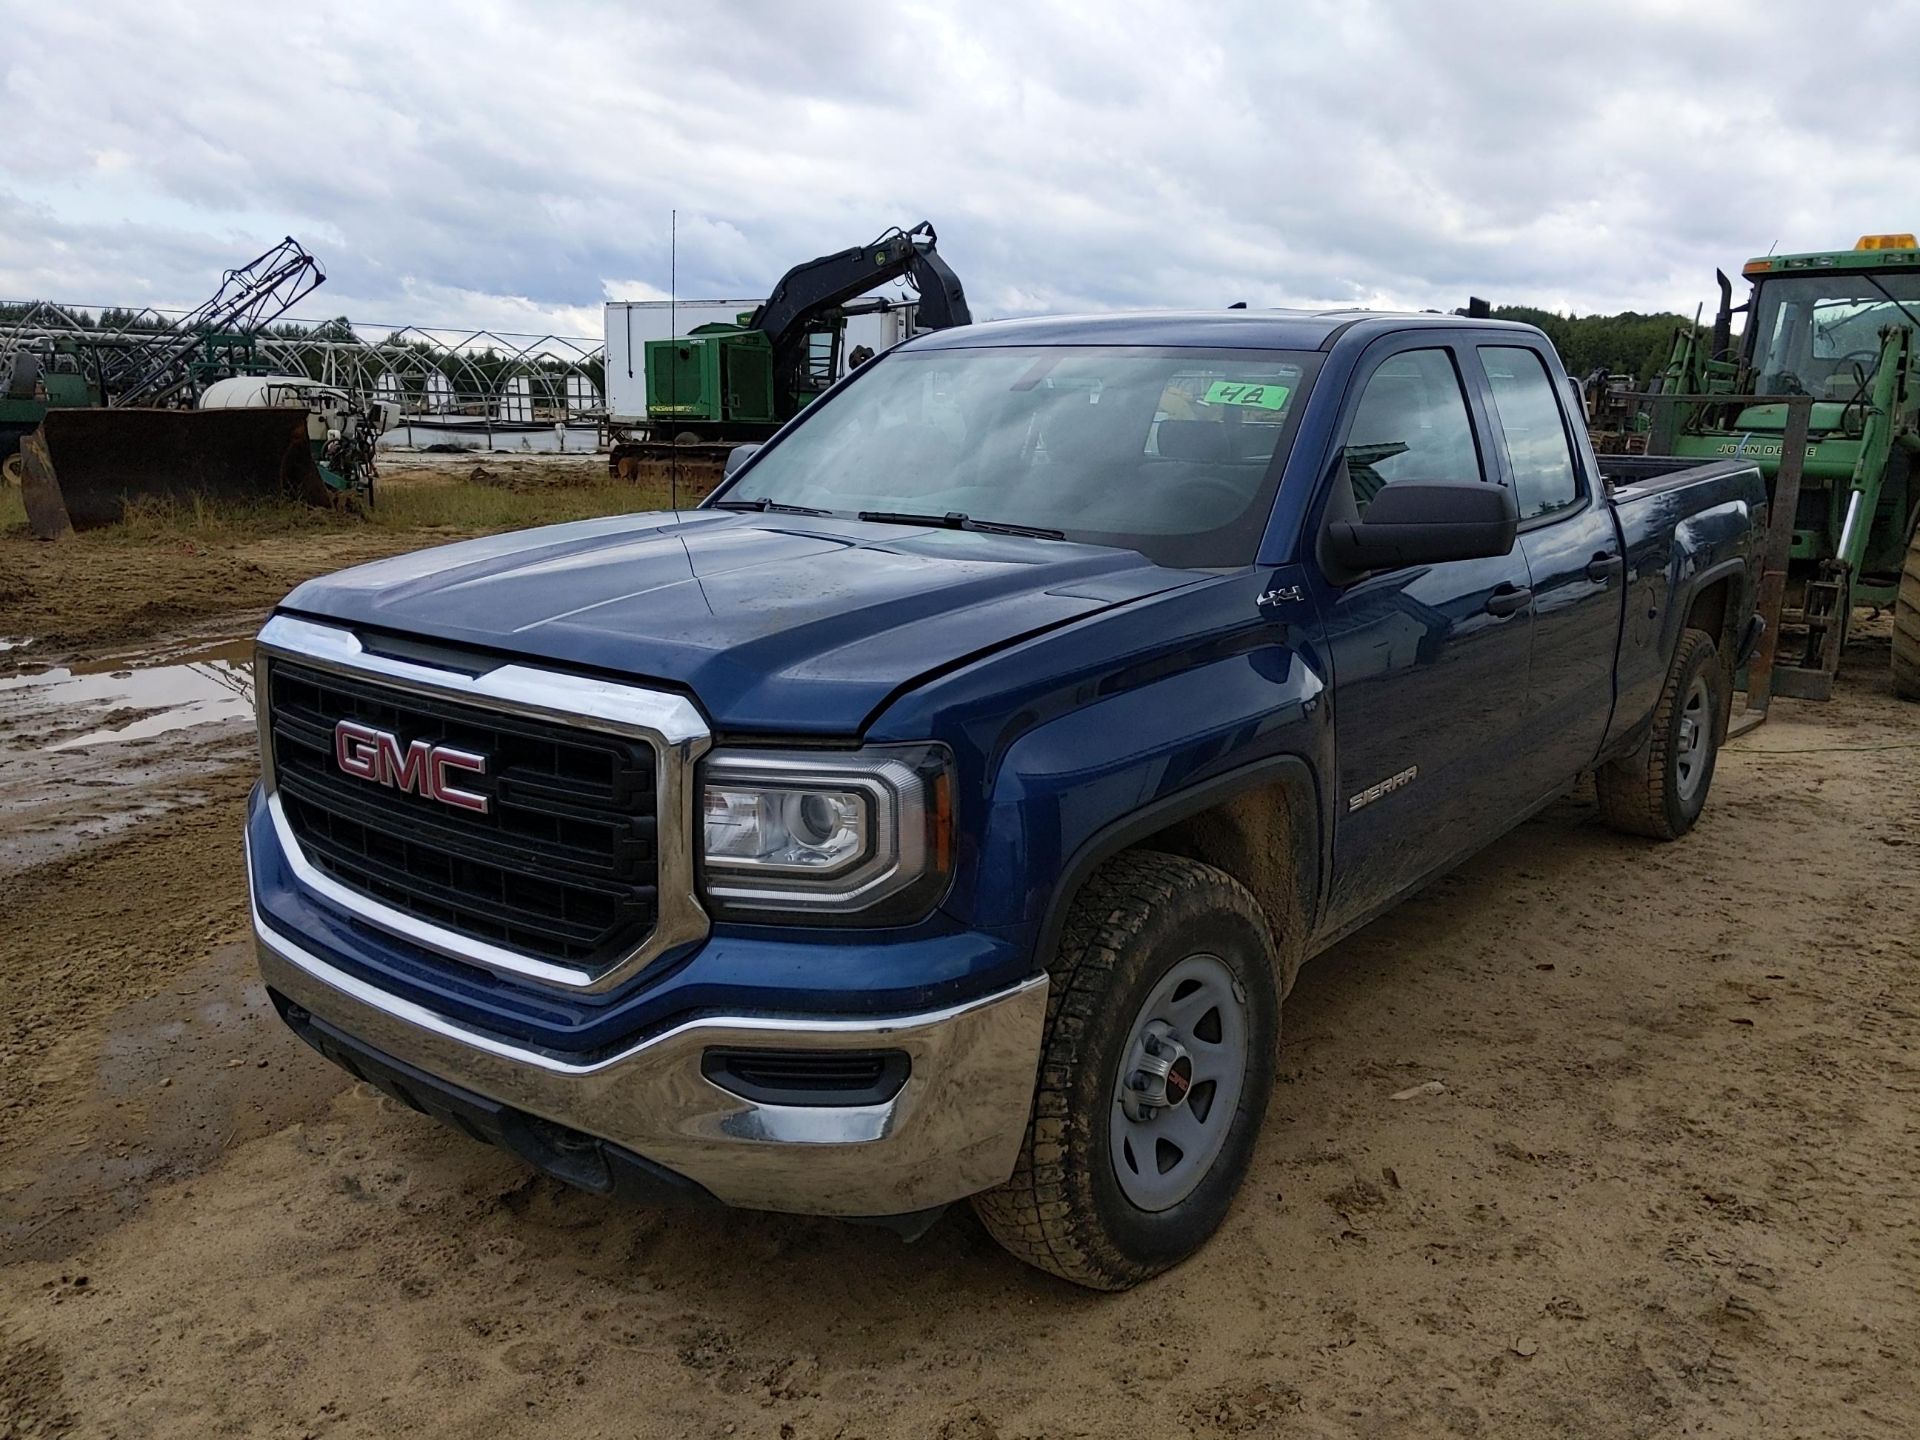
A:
[1893,514,1920,701]
[1597,628,1726,840]
[971,851,1280,1290]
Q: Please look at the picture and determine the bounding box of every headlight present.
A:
[699,745,953,922]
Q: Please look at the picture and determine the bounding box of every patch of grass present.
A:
[104,492,332,544]
[12,470,694,548]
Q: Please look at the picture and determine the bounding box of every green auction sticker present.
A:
[1202,380,1291,410]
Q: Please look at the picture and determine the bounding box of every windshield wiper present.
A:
[856,509,1066,540]
[1861,272,1920,340]
[710,497,834,516]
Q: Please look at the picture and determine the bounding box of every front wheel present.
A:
[972,851,1280,1290]
[1894,512,1920,701]
[1597,627,1726,839]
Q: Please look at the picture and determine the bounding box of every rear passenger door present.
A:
[1316,337,1536,935]
[1471,343,1623,799]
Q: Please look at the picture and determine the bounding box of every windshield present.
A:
[1747,271,1920,398]
[717,345,1319,567]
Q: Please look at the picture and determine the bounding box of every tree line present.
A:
[1489,305,1700,384]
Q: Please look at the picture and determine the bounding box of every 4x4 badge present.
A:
[1258,584,1305,607]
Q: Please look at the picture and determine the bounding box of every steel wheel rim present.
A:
[1674,675,1711,802]
[1108,952,1249,1213]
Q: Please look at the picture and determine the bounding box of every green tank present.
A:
[643,320,781,438]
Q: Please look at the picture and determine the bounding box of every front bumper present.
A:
[254,909,1049,1216]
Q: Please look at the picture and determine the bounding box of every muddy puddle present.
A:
[0,631,261,876]
[0,634,255,753]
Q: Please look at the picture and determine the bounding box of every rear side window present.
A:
[1480,345,1583,520]
[1341,349,1482,517]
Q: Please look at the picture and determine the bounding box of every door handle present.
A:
[1586,552,1624,582]
[1485,584,1533,617]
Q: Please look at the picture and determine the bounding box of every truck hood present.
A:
[279,509,1202,733]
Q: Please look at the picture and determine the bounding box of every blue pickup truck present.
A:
[247,311,1765,1289]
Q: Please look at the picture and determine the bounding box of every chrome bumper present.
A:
[253,913,1049,1216]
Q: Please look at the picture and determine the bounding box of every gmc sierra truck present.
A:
[247,311,1765,1290]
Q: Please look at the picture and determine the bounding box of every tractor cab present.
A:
[1665,233,1919,471]
[1741,235,1920,416]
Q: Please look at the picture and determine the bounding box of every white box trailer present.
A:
[603,299,917,424]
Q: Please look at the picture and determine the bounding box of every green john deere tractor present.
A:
[1649,233,1920,699]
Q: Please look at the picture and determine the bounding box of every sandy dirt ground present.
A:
[2,533,1917,1436]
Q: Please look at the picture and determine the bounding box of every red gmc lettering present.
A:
[334,719,382,780]
[428,748,490,813]
[333,720,489,814]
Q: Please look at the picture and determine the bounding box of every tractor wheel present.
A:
[1894,515,1920,701]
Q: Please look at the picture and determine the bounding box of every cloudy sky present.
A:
[3,0,1915,339]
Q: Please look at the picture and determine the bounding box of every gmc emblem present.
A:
[333,719,490,814]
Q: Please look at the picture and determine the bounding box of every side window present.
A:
[1341,349,1482,517]
[804,329,837,391]
[1480,345,1583,520]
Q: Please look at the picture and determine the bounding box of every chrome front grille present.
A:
[255,614,710,993]
[269,660,661,967]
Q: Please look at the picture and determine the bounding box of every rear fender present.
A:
[1669,553,1749,655]
[1606,507,1752,758]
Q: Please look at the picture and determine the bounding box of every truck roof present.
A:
[905,308,1544,352]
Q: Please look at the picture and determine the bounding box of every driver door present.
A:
[1314,338,1537,936]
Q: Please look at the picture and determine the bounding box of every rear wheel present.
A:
[1894,514,1920,701]
[972,851,1279,1290]
[1597,627,1725,839]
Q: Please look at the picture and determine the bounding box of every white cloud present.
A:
[3,0,1917,339]
[600,279,672,304]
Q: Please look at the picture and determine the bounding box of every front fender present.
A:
[1029,752,1324,996]
[866,570,1334,977]
[967,642,1329,983]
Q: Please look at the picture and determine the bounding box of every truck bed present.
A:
[1602,455,1767,755]
[1599,453,1755,495]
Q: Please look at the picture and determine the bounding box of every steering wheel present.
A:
[1834,348,1880,367]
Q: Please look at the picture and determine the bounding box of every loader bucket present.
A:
[19,407,331,538]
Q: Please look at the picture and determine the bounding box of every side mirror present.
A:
[1324,480,1518,573]
[723,443,761,478]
